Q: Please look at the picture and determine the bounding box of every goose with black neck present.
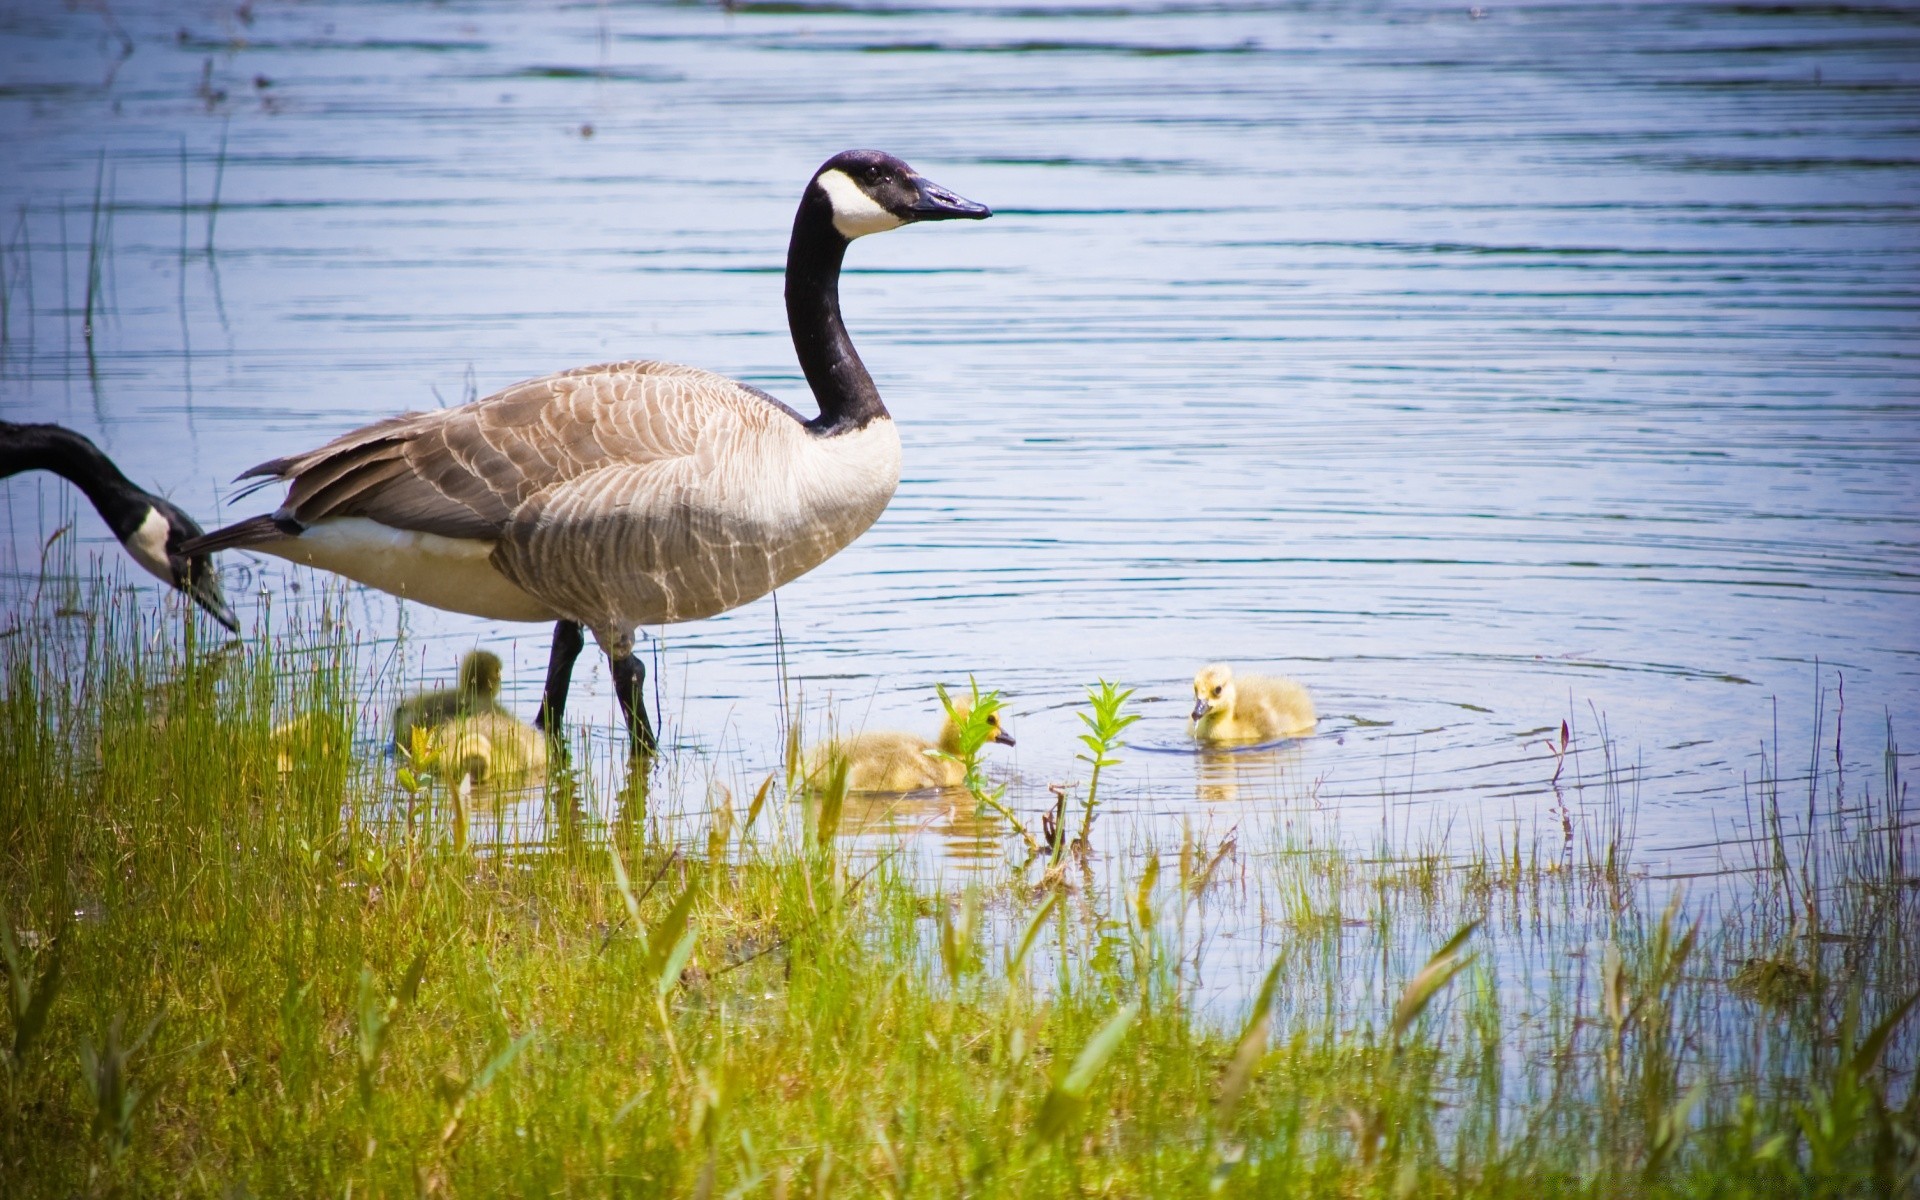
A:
[185,150,990,755]
[1,421,239,631]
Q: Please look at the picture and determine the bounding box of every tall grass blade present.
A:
[1216,955,1285,1125]
[1032,1001,1140,1146]
[1391,921,1479,1045]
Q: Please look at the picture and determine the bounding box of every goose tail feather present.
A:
[180,513,302,557]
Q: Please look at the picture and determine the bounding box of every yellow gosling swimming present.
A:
[416,710,548,786]
[809,701,1015,792]
[270,712,348,775]
[1189,662,1316,744]
[392,650,509,749]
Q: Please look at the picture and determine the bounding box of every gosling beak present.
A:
[182,559,241,633]
[1191,697,1212,721]
[906,175,992,222]
[992,730,1016,747]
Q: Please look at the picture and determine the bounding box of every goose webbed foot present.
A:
[535,619,586,733]
[610,649,659,757]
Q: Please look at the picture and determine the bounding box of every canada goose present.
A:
[184,150,989,754]
[412,710,548,786]
[807,701,1015,793]
[1,421,238,631]
[1189,663,1317,744]
[391,649,510,749]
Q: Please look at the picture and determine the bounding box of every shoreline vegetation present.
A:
[2,578,1916,1196]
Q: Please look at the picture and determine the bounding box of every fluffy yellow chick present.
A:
[415,710,547,786]
[392,650,509,749]
[809,701,1015,792]
[1189,663,1316,744]
[270,712,348,775]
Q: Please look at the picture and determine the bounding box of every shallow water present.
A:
[3,0,1917,888]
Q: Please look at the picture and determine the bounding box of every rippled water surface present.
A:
[4,0,1917,882]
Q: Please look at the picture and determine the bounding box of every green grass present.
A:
[1,578,1916,1196]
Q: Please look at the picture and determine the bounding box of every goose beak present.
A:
[906,176,991,222]
[992,729,1016,747]
[185,564,241,633]
[1191,697,1212,721]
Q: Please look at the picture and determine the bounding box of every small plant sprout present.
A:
[2,904,62,1065]
[935,680,1039,852]
[80,1010,185,1164]
[356,950,427,1108]
[437,1028,537,1147]
[1072,680,1139,857]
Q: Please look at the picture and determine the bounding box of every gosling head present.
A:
[457,650,504,700]
[1191,663,1237,723]
[806,149,992,243]
[940,700,1017,750]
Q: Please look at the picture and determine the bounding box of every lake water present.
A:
[3,0,1917,890]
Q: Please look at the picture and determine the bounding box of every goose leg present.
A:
[535,619,586,732]
[609,645,659,756]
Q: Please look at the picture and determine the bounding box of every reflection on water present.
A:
[1,0,1916,895]
[840,787,1004,864]
[1191,742,1314,806]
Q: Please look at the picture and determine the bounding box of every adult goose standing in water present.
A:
[1,421,239,631]
[186,150,990,753]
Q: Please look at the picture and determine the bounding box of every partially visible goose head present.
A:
[0,421,239,632]
[129,493,242,634]
[805,149,992,242]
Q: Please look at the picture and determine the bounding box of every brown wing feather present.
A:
[244,362,783,544]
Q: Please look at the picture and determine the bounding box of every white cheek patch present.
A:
[816,169,904,239]
[123,507,174,585]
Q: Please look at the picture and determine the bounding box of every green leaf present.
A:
[1063,1001,1140,1096]
[470,1029,536,1096]
[1006,892,1062,979]
[646,873,702,987]
[608,841,643,929]
[1031,1002,1140,1147]
[1846,989,1918,1080]
[657,927,698,1000]
[742,774,775,838]
[1391,921,1480,1044]
[395,948,428,1009]
[1216,956,1285,1125]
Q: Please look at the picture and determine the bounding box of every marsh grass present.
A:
[1,578,1916,1196]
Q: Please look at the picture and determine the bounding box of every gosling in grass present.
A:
[808,701,1015,792]
[1189,663,1316,745]
[392,650,510,749]
[270,713,349,776]
[415,710,548,786]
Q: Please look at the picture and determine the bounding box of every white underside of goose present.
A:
[255,413,902,630]
[273,517,559,622]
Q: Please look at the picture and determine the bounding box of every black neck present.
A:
[0,422,153,538]
[786,186,887,434]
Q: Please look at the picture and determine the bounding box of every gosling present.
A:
[1189,663,1316,745]
[415,710,547,786]
[392,650,509,749]
[808,701,1016,792]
